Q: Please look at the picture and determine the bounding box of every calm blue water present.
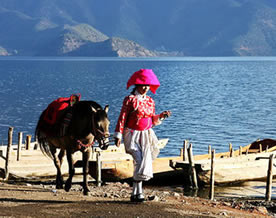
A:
[0,56,276,157]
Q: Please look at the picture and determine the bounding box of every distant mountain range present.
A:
[1,0,276,56]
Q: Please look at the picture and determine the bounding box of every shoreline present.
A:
[0,179,274,217]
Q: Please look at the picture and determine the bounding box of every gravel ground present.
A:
[0,180,273,217]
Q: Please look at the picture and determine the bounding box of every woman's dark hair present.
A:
[131,84,150,95]
[131,86,137,95]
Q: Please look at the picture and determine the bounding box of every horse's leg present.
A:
[50,147,64,189]
[65,148,75,192]
[82,148,91,195]
[57,149,66,185]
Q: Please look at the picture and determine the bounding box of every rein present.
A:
[76,111,98,150]
[74,107,109,151]
[77,140,94,149]
[76,105,109,151]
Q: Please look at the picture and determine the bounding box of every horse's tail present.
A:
[35,110,53,159]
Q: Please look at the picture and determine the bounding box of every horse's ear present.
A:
[91,106,97,113]
[104,105,109,113]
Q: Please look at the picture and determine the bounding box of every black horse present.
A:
[35,101,110,195]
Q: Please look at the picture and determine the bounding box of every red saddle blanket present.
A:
[43,94,80,125]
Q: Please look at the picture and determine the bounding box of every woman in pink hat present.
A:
[114,69,171,202]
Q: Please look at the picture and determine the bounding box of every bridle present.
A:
[76,106,110,151]
[90,109,110,150]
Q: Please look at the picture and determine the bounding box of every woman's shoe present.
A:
[130,195,137,202]
[130,194,145,202]
[136,194,145,202]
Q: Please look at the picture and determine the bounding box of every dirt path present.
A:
[0,180,272,217]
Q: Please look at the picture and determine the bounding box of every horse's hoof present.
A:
[56,184,64,189]
[64,181,72,192]
[83,186,90,196]
[64,185,71,192]
[83,189,90,196]
[56,177,64,189]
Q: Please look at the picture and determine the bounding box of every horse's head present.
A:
[91,105,110,150]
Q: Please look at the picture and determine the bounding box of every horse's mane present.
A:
[74,101,102,111]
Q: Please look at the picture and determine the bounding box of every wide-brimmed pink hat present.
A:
[126,69,160,94]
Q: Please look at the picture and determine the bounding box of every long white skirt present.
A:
[123,128,159,181]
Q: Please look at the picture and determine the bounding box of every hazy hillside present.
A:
[67,37,158,57]
[1,0,276,56]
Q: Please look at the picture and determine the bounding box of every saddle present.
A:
[42,94,81,136]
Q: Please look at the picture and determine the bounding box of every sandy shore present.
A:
[0,179,273,217]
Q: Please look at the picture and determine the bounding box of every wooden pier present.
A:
[2,127,276,201]
[0,127,173,184]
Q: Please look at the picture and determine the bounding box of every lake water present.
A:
[0,56,276,157]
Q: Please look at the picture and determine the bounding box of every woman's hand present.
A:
[160,110,171,120]
[114,137,121,147]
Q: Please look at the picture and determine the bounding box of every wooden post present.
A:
[209,149,215,200]
[259,144,262,153]
[17,132,23,161]
[183,140,188,161]
[208,145,211,157]
[239,146,242,156]
[188,143,198,189]
[180,148,183,158]
[96,151,102,187]
[229,143,233,157]
[266,145,269,152]
[265,154,274,201]
[91,147,95,160]
[26,135,31,150]
[5,127,13,180]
